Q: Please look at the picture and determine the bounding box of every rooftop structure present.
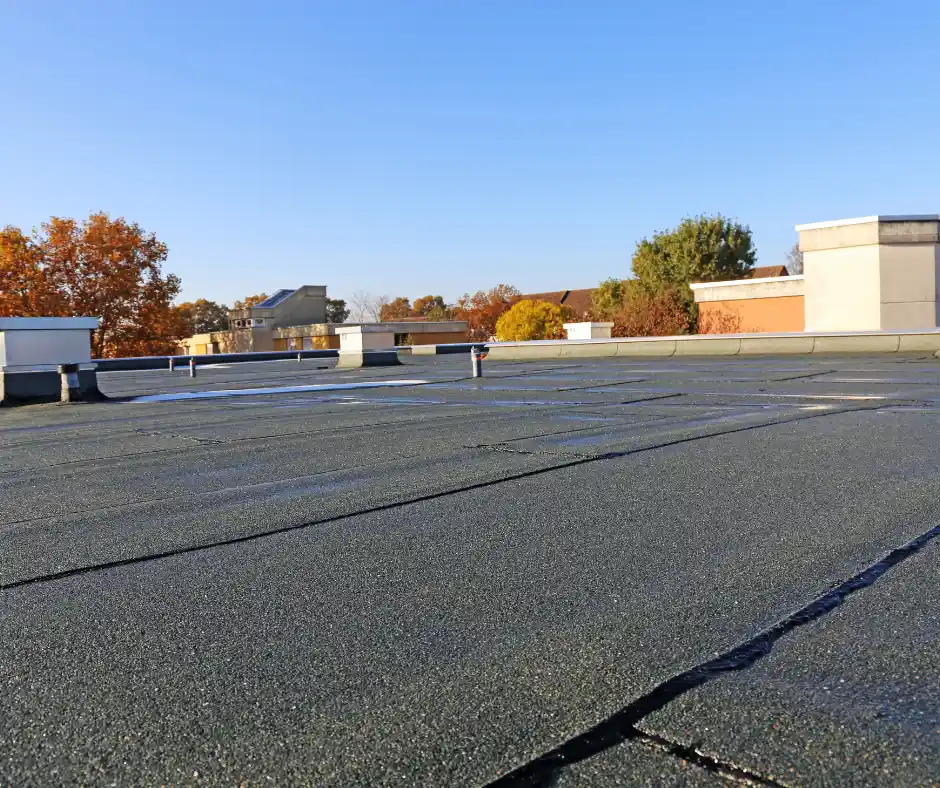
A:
[691,213,940,334]
[0,317,104,405]
[228,285,327,330]
[798,215,940,331]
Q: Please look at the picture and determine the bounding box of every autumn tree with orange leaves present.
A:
[0,213,184,357]
[379,296,412,322]
[232,293,269,310]
[411,295,451,320]
[611,285,694,338]
[454,284,520,341]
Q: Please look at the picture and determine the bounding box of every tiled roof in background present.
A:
[520,288,595,317]
[747,265,789,278]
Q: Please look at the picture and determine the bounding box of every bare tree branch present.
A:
[786,243,804,275]
[348,291,388,323]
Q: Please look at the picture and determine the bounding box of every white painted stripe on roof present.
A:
[130,379,431,403]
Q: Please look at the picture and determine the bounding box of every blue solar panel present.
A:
[255,289,295,308]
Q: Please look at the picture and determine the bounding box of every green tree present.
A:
[176,298,229,334]
[631,215,756,302]
[325,297,350,323]
[590,278,626,320]
[495,299,570,341]
[425,304,453,321]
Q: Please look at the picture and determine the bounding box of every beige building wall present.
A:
[798,215,940,332]
[265,286,327,328]
[178,330,259,355]
[177,332,217,355]
[803,245,881,331]
[273,335,340,351]
[878,244,940,329]
[246,327,274,352]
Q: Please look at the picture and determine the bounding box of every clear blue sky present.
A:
[3,1,939,306]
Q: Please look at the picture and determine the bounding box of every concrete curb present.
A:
[482,331,940,361]
[336,350,402,369]
[0,368,108,407]
[812,334,901,353]
[739,336,815,354]
[674,338,740,356]
[560,342,618,358]
[615,340,677,357]
[409,342,484,356]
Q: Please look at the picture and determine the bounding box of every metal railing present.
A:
[94,342,487,372]
[95,348,339,372]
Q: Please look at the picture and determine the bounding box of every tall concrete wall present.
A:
[798,215,940,332]
[803,245,881,331]
[266,286,327,328]
[878,244,940,329]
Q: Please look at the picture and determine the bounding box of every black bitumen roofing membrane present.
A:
[2,353,939,786]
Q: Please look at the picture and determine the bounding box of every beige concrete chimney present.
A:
[797,215,940,331]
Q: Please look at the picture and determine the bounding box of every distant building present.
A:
[746,265,790,279]
[227,286,327,331]
[519,288,595,319]
[177,284,469,355]
[217,285,328,352]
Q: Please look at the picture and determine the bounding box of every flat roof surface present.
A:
[2,353,939,786]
